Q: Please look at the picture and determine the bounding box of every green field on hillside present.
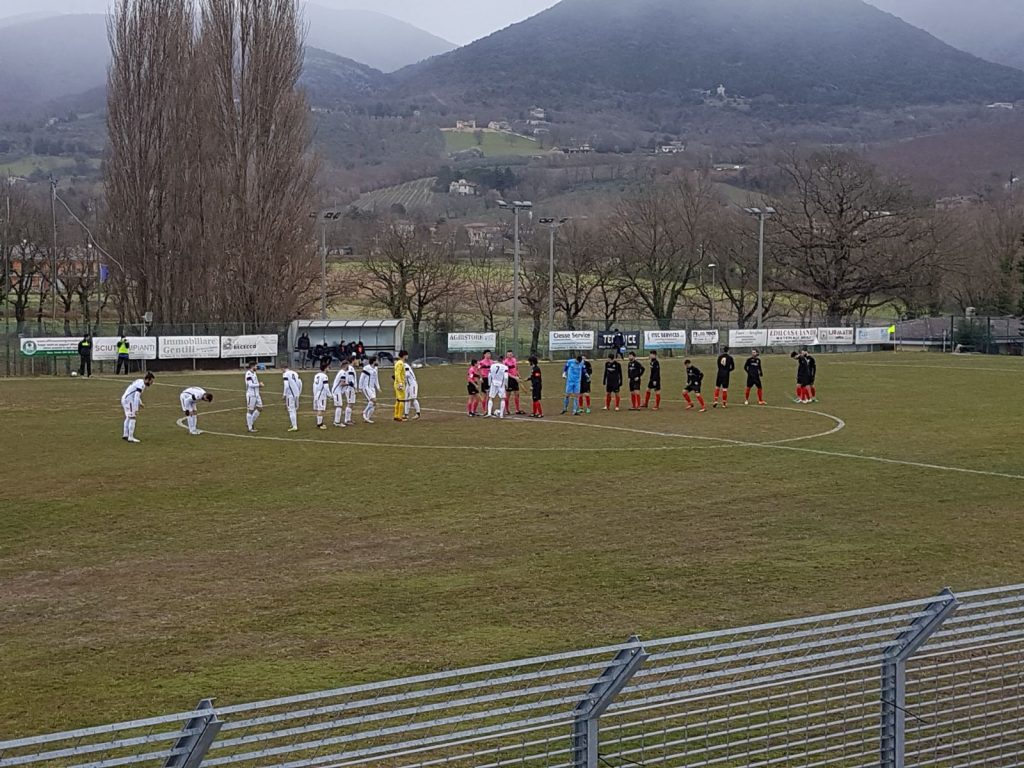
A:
[2,353,1023,736]
[444,129,545,157]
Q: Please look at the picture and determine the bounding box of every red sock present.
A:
[684,393,692,406]
[615,395,620,409]
[714,387,720,402]
[655,393,661,408]
[605,394,611,409]
[586,395,592,408]
[796,386,803,400]
[810,387,816,398]
[723,390,729,404]
[757,388,764,402]
[633,393,639,408]
[744,387,751,400]
[537,401,543,416]
[697,395,705,408]
[644,391,651,406]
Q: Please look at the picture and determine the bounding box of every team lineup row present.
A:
[117,349,821,442]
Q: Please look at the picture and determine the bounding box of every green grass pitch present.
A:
[1,352,1023,734]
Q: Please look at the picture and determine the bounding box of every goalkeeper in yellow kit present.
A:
[393,350,408,422]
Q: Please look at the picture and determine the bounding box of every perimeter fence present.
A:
[2,583,1023,768]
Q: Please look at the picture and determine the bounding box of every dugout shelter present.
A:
[288,319,406,366]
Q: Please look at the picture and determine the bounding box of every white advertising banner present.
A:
[220,335,278,358]
[448,332,497,352]
[767,328,821,347]
[856,327,893,345]
[92,336,158,361]
[549,330,596,351]
[817,327,855,345]
[158,335,221,360]
[729,329,769,347]
[689,329,720,346]
[643,330,687,350]
[19,337,78,357]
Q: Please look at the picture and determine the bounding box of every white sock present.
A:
[334,407,342,425]
[188,415,197,432]
[316,414,323,426]
[499,401,506,417]
[345,405,352,423]
[487,399,493,416]
[246,412,253,430]
[253,410,260,423]
[368,402,376,419]
[413,399,420,415]
[289,407,297,429]
[128,419,136,439]
[123,418,130,438]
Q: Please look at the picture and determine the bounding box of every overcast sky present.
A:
[0,0,560,43]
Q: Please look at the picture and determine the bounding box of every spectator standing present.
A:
[297,331,311,369]
[77,333,93,377]
[115,335,131,375]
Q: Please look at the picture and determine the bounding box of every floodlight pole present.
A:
[498,200,532,353]
[50,176,58,330]
[3,178,10,376]
[321,220,328,320]
[538,216,569,340]
[744,207,775,329]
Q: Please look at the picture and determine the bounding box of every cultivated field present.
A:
[352,176,439,213]
[443,129,546,157]
[2,353,1023,736]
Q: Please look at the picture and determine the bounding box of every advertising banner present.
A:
[549,330,596,351]
[855,327,893,345]
[596,330,641,350]
[817,328,855,345]
[689,330,720,346]
[19,338,78,357]
[729,329,769,348]
[643,330,687,350]
[767,328,821,347]
[447,332,497,352]
[92,336,158,361]
[221,335,279,358]
[158,336,221,360]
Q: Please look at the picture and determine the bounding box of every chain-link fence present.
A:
[3,584,1024,768]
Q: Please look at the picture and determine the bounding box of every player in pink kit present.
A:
[503,350,526,415]
[466,359,482,417]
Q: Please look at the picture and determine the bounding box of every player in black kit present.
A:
[643,351,662,409]
[713,347,735,408]
[683,360,707,412]
[528,355,544,417]
[603,353,623,411]
[743,349,766,406]
[627,352,645,410]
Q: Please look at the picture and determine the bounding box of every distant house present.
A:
[716,84,727,99]
[987,102,1014,110]
[463,223,504,251]
[455,119,477,129]
[449,179,480,196]
[528,107,547,121]
[488,121,511,131]
[658,141,686,154]
[559,143,594,155]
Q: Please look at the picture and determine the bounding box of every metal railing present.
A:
[3,584,1023,768]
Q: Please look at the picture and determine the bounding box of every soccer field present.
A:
[2,352,1023,735]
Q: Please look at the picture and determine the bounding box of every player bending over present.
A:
[359,356,381,423]
[313,360,331,430]
[562,355,583,415]
[805,349,818,401]
[683,360,706,412]
[282,364,303,431]
[487,357,509,418]
[528,356,544,417]
[180,386,214,435]
[245,360,264,432]
[743,349,766,405]
[120,371,154,443]
[643,351,662,409]
[627,352,644,410]
[401,351,421,420]
[603,353,623,411]
[713,347,735,408]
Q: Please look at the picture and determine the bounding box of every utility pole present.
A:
[50,176,59,331]
[538,216,570,339]
[3,178,10,376]
[497,200,533,353]
[321,219,328,320]
[744,207,775,329]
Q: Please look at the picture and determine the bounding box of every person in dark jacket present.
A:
[77,333,93,377]
[297,332,311,369]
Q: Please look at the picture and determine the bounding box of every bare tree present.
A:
[697,215,780,328]
[611,173,719,329]
[407,234,459,351]
[767,150,945,325]
[518,245,549,353]
[551,224,600,330]
[465,247,513,332]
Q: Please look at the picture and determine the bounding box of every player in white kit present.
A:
[487,360,509,418]
[120,372,154,443]
[282,365,303,431]
[358,356,381,424]
[312,360,331,430]
[180,386,214,435]
[244,360,264,432]
[399,351,421,420]
[332,356,357,427]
